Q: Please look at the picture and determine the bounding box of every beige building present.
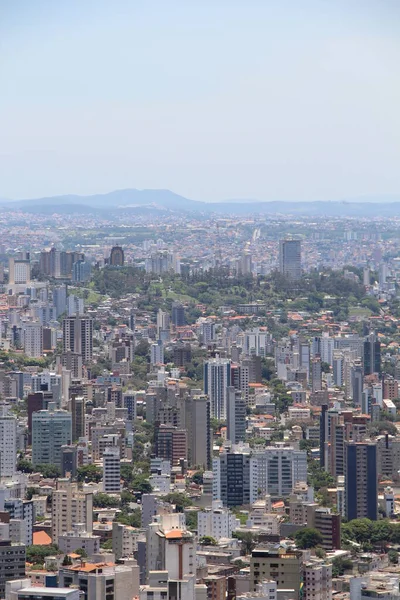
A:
[52,480,93,543]
[303,561,332,600]
[59,561,139,600]
[250,548,303,600]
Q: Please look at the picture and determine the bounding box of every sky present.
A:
[1,0,400,202]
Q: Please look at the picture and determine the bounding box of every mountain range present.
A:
[2,189,400,217]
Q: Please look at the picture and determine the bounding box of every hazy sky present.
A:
[1,0,400,202]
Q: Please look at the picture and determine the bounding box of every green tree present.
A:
[75,548,88,558]
[17,458,34,473]
[191,471,204,485]
[162,492,193,512]
[199,536,218,546]
[26,545,59,564]
[93,493,120,508]
[332,556,353,577]
[295,528,323,549]
[77,464,102,483]
[35,464,61,478]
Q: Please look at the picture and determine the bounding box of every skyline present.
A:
[1,0,400,201]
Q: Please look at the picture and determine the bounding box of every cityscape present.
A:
[2,2,400,600]
[0,199,399,600]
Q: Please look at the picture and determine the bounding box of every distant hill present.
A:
[2,189,400,217]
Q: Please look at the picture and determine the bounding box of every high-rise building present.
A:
[8,258,31,285]
[62,315,93,363]
[278,239,301,280]
[156,424,187,466]
[0,541,26,598]
[109,245,125,266]
[345,441,377,521]
[150,340,164,366]
[103,446,121,493]
[213,450,253,507]
[171,302,185,327]
[32,405,72,467]
[311,357,322,393]
[52,479,93,542]
[52,285,67,317]
[0,404,17,477]
[226,387,246,444]
[186,394,211,470]
[22,322,43,358]
[70,395,85,441]
[306,506,341,550]
[204,357,231,420]
[351,361,363,405]
[363,332,381,376]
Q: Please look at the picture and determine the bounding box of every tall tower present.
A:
[279,239,301,280]
[32,406,72,467]
[0,404,17,477]
[363,331,381,376]
[109,246,125,266]
[345,441,377,521]
[226,387,246,444]
[204,357,231,420]
[62,315,93,363]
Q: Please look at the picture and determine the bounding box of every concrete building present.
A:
[59,561,139,600]
[156,424,187,466]
[345,441,378,521]
[58,523,100,556]
[204,358,231,420]
[0,405,17,477]
[7,587,80,600]
[146,514,195,579]
[112,521,141,560]
[109,246,125,267]
[103,446,121,493]
[226,387,246,444]
[303,561,332,600]
[62,315,93,363]
[186,394,212,470]
[52,480,93,542]
[306,506,341,550]
[197,501,240,539]
[22,322,43,358]
[0,541,26,598]
[3,499,33,546]
[250,548,303,600]
[32,405,72,467]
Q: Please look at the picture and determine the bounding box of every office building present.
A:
[250,548,303,600]
[204,357,231,420]
[62,315,93,363]
[52,285,67,317]
[171,302,185,327]
[226,387,246,444]
[70,395,85,441]
[67,295,84,317]
[103,445,121,493]
[278,239,301,280]
[109,245,125,266]
[0,541,26,598]
[345,441,378,521]
[8,258,30,286]
[32,405,72,467]
[213,450,254,507]
[0,404,17,477]
[72,259,91,283]
[52,480,93,542]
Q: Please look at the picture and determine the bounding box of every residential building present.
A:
[103,446,121,493]
[345,441,378,521]
[303,561,332,600]
[52,480,93,542]
[62,315,93,363]
[59,561,139,600]
[0,405,17,477]
[0,541,26,598]
[197,501,239,539]
[109,246,125,266]
[250,548,303,600]
[204,357,231,420]
[226,387,246,444]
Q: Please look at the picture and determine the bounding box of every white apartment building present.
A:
[197,500,240,539]
[0,405,17,477]
[304,562,332,600]
[22,322,43,358]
